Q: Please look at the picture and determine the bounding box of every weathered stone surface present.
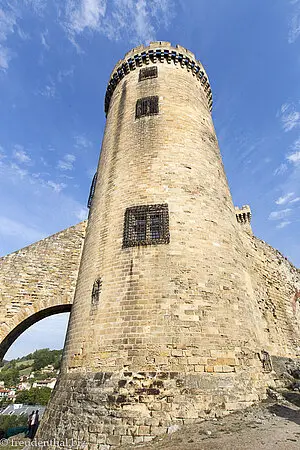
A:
[0,222,86,359]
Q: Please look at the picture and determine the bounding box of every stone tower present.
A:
[39,42,271,448]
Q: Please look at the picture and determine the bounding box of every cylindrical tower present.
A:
[39,42,270,448]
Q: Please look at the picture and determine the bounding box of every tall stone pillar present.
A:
[39,42,270,449]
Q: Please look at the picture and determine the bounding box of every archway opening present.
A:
[0,304,71,362]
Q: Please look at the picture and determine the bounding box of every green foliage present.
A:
[15,359,34,369]
[32,349,62,371]
[0,366,19,386]
[0,349,62,387]
[0,414,27,434]
[15,387,51,406]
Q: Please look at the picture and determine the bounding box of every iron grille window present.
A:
[136,96,159,119]
[139,66,158,81]
[123,204,170,248]
[91,278,102,306]
[87,172,97,208]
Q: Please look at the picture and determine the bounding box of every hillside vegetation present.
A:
[0,348,62,387]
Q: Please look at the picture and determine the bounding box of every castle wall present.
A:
[0,222,86,359]
[241,232,300,358]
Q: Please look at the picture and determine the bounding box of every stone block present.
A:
[121,435,134,444]
[222,365,235,373]
[194,365,205,372]
[138,425,150,435]
[151,426,167,436]
[106,435,121,445]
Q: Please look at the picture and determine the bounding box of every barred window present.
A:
[123,204,170,248]
[139,66,158,81]
[91,278,102,306]
[136,96,159,119]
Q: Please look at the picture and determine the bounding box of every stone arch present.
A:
[0,302,72,361]
[0,221,86,362]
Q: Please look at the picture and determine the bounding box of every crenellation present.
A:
[105,42,213,116]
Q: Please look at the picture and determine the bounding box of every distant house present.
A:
[17,381,32,391]
[32,378,56,389]
[40,364,55,374]
[0,388,16,401]
[0,388,10,397]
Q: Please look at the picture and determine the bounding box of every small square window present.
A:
[136,96,159,119]
[139,66,158,81]
[123,204,170,248]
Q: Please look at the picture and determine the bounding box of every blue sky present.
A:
[1,0,300,359]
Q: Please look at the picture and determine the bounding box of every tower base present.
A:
[38,356,274,449]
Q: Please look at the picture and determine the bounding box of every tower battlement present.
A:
[105,41,213,116]
[235,205,252,234]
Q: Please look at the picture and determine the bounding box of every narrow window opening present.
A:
[87,172,97,208]
[91,278,102,307]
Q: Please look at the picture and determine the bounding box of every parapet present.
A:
[235,205,252,234]
[104,41,213,116]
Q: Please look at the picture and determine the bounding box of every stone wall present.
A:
[0,221,86,360]
[241,230,300,358]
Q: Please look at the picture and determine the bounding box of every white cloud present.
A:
[75,207,88,221]
[0,7,16,42]
[63,0,174,46]
[276,220,291,229]
[13,146,31,164]
[269,208,292,221]
[24,0,47,15]
[287,151,300,164]
[0,6,17,70]
[0,145,5,159]
[41,29,49,49]
[65,0,106,35]
[0,216,46,242]
[273,163,288,176]
[279,103,300,132]
[47,181,67,193]
[288,0,300,44]
[290,196,300,203]
[10,162,28,179]
[0,45,11,70]
[57,154,76,171]
[38,83,56,98]
[275,192,295,205]
[0,1,48,70]
[74,134,92,149]
[292,137,300,150]
[57,67,74,82]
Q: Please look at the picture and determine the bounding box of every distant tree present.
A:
[15,387,51,406]
[0,367,19,386]
[32,349,62,371]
